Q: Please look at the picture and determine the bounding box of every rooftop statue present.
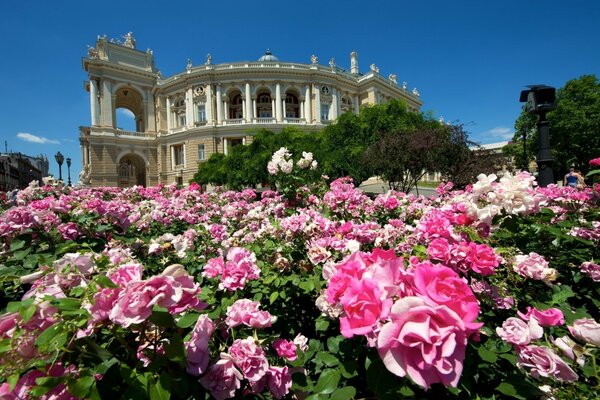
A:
[388,73,397,84]
[311,54,318,65]
[123,32,136,49]
[370,63,379,73]
[206,53,212,65]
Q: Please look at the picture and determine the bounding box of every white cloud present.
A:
[482,126,514,140]
[16,132,60,145]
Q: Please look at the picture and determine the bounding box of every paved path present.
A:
[358,178,438,197]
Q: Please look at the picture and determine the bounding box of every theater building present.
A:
[80,33,423,187]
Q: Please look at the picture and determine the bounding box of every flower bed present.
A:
[0,170,599,399]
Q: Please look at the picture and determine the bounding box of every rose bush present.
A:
[0,160,598,399]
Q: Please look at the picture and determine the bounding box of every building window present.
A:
[197,104,206,122]
[172,144,184,168]
[321,104,330,121]
[259,111,272,118]
[198,144,205,161]
[173,98,186,127]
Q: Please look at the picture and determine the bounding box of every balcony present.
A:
[86,126,157,139]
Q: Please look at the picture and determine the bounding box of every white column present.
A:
[314,84,321,124]
[102,80,113,127]
[146,88,155,132]
[271,99,275,118]
[275,82,282,122]
[331,88,339,120]
[252,98,257,120]
[89,79,99,126]
[205,84,213,124]
[216,84,223,124]
[166,97,172,131]
[300,100,304,119]
[354,95,360,114]
[224,101,229,120]
[282,98,286,120]
[304,85,311,122]
[170,145,175,169]
[186,87,194,126]
[242,98,247,120]
[245,82,252,122]
[223,138,228,155]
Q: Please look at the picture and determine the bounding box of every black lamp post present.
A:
[54,151,64,181]
[66,157,72,186]
[519,85,557,187]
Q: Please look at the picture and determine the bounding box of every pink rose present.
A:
[427,238,452,263]
[513,252,556,282]
[58,222,80,240]
[203,257,224,278]
[108,263,143,285]
[272,338,297,361]
[225,299,274,329]
[464,242,499,275]
[377,296,468,389]
[569,318,600,346]
[413,263,481,332]
[326,252,370,303]
[580,261,600,282]
[496,317,543,346]
[229,337,269,382]
[199,358,243,400]
[517,345,578,382]
[589,157,600,167]
[219,248,260,291]
[518,307,564,327]
[267,366,292,399]
[339,278,392,338]
[293,333,309,352]
[185,315,214,376]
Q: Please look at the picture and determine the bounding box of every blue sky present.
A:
[1,1,599,179]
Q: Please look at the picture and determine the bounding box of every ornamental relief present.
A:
[193,86,205,96]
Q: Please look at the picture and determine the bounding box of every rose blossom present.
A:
[293,333,309,352]
[377,296,468,389]
[185,315,214,376]
[199,357,243,400]
[413,263,481,332]
[516,345,578,382]
[518,307,564,327]
[225,299,274,329]
[267,366,293,399]
[229,337,269,382]
[272,338,297,361]
[568,318,600,346]
[496,317,543,346]
[513,252,557,282]
[580,261,600,282]
[339,278,392,338]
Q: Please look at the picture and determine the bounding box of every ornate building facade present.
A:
[80,33,423,187]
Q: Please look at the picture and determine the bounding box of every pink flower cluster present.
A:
[202,247,260,291]
[589,157,600,167]
[580,261,600,281]
[513,252,557,282]
[427,237,499,275]
[497,307,577,382]
[199,337,292,400]
[226,299,275,329]
[85,263,203,329]
[324,250,481,389]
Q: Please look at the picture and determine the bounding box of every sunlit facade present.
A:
[80,33,423,187]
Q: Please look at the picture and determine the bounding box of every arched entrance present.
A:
[117,153,146,187]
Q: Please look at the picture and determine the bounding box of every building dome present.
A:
[258,49,279,62]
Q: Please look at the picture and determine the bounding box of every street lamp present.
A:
[54,151,64,181]
[66,157,72,186]
[519,85,557,187]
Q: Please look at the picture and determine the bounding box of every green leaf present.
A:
[19,303,37,323]
[149,373,171,400]
[314,369,341,394]
[13,247,32,260]
[477,346,498,363]
[316,351,339,367]
[10,239,26,251]
[95,357,119,375]
[315,318,329,332]
[68,375,96,398]
[95,274,118,288]
[269,291,279,304]
[175,312,200,328]
[551,286,575,305]
[35,325,68,349]
[53,297,81,311]
[331,386,356,400]
[148,309,175,328]
[496,382,526,399]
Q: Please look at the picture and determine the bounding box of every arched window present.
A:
[229,93,243,119]
[285,93,300,118]
[256,91,273,118]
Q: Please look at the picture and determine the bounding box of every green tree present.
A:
[511,75,600,179]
